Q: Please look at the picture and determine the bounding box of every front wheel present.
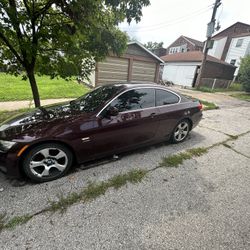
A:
[171,120,190,143]
[22,143,73,182]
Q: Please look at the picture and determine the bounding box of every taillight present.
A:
[198,102,203,110]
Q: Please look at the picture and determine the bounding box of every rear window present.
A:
[156,89,179,106]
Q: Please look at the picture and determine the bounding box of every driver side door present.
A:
[91,88,160,157]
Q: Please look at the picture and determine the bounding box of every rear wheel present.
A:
[22,143,73,182]
[171,120,190,143]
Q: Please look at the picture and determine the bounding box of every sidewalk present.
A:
[169,85,249,108]
[0,98,74,111]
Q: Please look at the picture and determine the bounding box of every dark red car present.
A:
[0,83,202,182]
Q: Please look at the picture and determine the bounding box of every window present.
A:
[110,88,155,112]
[236,39,243,47]
[230,59,236,65]
[156,89,179,106]
[70,85,123,112]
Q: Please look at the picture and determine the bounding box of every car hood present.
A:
[0,101,92,140]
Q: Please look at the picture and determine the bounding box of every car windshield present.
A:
[71,85,124,112]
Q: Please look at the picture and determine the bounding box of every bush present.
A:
[239,55,250,92]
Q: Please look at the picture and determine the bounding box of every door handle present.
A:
[150,113,156,118]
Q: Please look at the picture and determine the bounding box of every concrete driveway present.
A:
[0,96,250,250]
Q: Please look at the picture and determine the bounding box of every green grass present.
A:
[48,169,147,213]
[159,147,208,168]
[4,215,32,229]
[200,100,218,110]
[0,213,32,232]
[197,83,242,93]
[0,73,89,101]
[230,93,250,101]
[0,108,32,123]
[0,213,7,232]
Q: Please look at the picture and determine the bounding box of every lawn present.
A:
[231,93,250,102]
[196,83,242,93]
[0,73,90,101]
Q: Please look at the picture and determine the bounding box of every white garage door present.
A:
[132,60,156,82]
[162,64,197,87]
[98,57,129,85]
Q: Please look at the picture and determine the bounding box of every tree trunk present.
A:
[27,70,41,107]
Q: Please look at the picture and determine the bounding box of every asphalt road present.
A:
[0,98,250,250]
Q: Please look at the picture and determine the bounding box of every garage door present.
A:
[98,57,129,85]
[162,64,197,87]
[132,61,156,82]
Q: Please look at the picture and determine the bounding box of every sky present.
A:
[119,0,250,48]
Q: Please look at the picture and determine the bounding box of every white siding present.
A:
[208,37,227,59]
[225,35,250,75]
[162,62,199,87]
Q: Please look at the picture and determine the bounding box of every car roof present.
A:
[101,82,162,90]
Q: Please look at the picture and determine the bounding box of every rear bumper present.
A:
[191,111,203,129]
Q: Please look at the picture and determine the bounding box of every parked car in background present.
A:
[0,83,202,182]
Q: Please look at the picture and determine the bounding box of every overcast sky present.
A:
[120,0,250,47]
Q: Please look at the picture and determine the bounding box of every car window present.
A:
[110,88,155,112]
[156,89,179,106]
[70,85,123,112]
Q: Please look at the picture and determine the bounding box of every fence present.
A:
[201,78,232,89]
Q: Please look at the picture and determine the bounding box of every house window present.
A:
[230,59,236,65]
[236,39,243,47]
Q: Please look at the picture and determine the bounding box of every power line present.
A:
[121,5,213,33]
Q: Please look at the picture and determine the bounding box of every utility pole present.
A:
[196,0,222,88]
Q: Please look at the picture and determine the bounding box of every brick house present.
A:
[166,36,204,55]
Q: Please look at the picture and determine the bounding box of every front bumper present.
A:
[0,145,25,178]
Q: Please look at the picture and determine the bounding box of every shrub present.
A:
[239,55,250,92]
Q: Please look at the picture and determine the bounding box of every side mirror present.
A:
[106,106,119,117]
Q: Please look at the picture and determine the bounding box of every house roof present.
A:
[127,41,164,63]
[160,51,236,67]
[166,35,203,49]
[231,32,250,38]
[212,22,250,39]
[182,36,204,48]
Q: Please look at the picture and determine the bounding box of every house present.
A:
[166,36,204,55]
[225,33,250,76]
[208,22,250,76]
[89,41,164,87]
[161,51,236,88]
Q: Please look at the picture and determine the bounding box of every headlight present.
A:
[0,140,17,152]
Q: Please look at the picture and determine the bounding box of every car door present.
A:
[90,88,160,157]
[154,89,183,139]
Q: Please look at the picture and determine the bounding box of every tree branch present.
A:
[23,0,31,17]
[0,31,24,65]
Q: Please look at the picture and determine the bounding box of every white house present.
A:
[208,37,227,60]
[225,33,250,76]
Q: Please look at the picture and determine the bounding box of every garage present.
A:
[93,41,164,87]
[162,63,198,87]
[161,51,236,88]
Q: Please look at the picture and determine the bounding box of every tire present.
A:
[22,143,73,182]
[171,119,190,143]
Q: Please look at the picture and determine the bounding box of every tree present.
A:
[0,0,150,107]
[144,41,164,51]
[239,55,250,92]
